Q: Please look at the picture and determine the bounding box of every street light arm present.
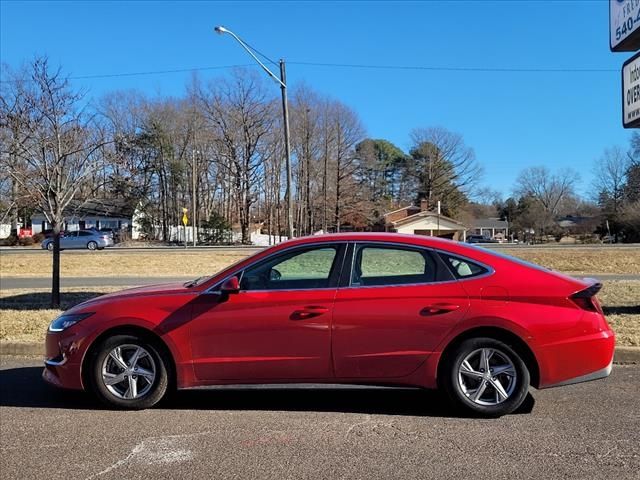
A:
[214,26,286,88]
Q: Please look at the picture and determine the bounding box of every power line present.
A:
[0,60,617,83]
[289,61,617,73]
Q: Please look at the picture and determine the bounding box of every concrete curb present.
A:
[1,342,639,364]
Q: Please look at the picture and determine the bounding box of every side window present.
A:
[351,246,437,287]
[439,253,488,279]
[240,247,338,291]
[79,231,92,237]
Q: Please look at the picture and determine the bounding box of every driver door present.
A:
[189,244,346,382]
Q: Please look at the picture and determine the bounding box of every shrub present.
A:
[0,234,18,246]
[32,232,45,244]
[18,236,35,246]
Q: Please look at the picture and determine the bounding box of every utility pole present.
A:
[192,149,197,247]
[280,59,294,239]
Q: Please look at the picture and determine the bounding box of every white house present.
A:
[383,201,467,241]
[30,199,134,234]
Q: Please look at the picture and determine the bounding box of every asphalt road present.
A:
[1,357,638,480]
[2,273,639,290]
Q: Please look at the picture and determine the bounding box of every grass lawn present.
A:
[1,246,639,277]
[1,281,637,346]
[0,251,248,277]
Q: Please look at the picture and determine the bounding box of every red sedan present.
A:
[43,233,615,416]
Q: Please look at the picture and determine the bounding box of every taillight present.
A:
[569,282,603,313]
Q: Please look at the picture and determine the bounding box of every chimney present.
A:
[420,199,429,211]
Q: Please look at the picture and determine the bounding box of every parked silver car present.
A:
[41,230,114,251]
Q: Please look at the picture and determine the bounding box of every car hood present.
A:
[71,282,194,310]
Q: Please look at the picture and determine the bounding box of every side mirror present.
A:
[220,276,240,294]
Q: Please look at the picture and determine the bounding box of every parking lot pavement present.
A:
[1,358,638,480]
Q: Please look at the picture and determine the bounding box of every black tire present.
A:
[89,334,169,410]
[46,242,54,251]
[87,241,98,250]
[440,337,530,417]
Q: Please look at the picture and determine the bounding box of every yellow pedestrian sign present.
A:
[182,208,188,226]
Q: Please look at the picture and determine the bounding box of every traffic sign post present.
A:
[182,208,188,248]
[611,0,640,52]
[622,52,640,128]
[611,1,640,128]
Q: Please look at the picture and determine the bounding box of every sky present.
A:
[0,0,632,199]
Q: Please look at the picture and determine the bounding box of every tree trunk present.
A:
[51,221,61,308]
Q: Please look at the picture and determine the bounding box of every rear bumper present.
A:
[537,328,615,389]
[542,360,612,388]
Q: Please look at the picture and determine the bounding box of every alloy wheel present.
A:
[101,344,156,400]
[457,348,517,406]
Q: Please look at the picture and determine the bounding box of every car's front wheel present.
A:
[440,337,530,417]
[89,334,169,409]
[46,242,53,251]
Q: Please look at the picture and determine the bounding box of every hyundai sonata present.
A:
[43,233,615,416]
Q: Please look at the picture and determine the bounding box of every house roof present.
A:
[31,199,135,220]
[473,218,508,229]
[391,210,466,229]
[383,205,420,218]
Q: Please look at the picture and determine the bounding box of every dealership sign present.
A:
[611,0,640,51]
[622,52,640,127]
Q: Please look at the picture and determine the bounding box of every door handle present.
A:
[290,306,329,320]
[420,303,460,316]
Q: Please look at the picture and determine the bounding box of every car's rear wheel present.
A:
[87,241,98,250]
[440,337,530,417]
[89,334,169,409]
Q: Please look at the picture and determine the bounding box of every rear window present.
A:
[439,253,489,279]
[470,246,551,273]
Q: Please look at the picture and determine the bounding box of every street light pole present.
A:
[214,25,294,239]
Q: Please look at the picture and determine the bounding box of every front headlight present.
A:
[48,312,94,332]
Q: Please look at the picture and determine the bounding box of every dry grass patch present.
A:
[599,281,640,347]
[499,248,640,274]
[2,247,639,278]
[0,251,248,277]
[1,282,638,347]
[0,287,120,343]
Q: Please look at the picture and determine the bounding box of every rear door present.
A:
[60,231,78,248]
[332,242,470,379]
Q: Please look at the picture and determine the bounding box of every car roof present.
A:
[274,232,463,251]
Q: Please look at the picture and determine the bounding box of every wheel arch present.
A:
[81,325,177,392]
[437,326,540,389]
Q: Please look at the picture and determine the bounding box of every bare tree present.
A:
[515,166,579,236]
[593,146,630,215]
[199,70,275,243]
[3,58,108,306]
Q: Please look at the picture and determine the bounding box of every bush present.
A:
[0,234,18,246]
[32,232,45,244]
[17,236,34,246]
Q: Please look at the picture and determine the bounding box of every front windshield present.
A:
[183,248,267,288]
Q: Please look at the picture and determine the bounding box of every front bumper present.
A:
[42,331,86,391]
